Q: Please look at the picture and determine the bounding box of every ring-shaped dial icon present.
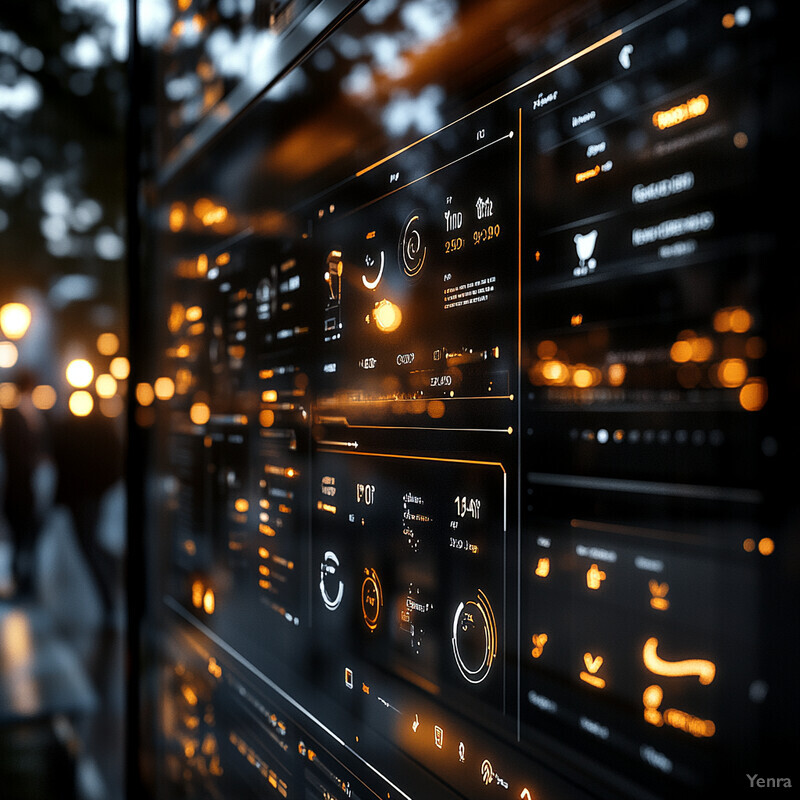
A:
[320,550,344,611]
[451,589,498,684]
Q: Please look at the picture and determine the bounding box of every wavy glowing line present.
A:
[642,637,715,685]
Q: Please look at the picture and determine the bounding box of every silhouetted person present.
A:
[51,407,123,624]
[1,369,49,598]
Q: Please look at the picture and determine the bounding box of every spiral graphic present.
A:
[399,211,427,280]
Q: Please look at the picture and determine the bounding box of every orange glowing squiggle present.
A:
[642,637,715,685]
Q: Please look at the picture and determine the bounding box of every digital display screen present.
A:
[135,1,796,797]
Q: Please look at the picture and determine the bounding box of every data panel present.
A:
[135,1,796,798]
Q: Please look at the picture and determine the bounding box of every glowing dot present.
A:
[95,373,118,398]
[136,382,155,406]
[733,131,749,149]
[190,401,211,425]
[0,382,19,408]
[739,378,767,411]
[168,202,186,232]
[597,428,609,444]
[573,368,593,388]
[96,332,120,355]
[643,684,663,707]
[234,498,249,513]
[542,360,568,383]
[427,400,445,419]
[110,356,130,380]
[69,390,94,416]
[670,340,692,363]
[690,336,713,362]
[32,384,56,410]
[259,409,275,427]
[262,389,278,403]
[722,12,736,27]
[191,580,204,607]
[66,359,94,388]
[203,588,215,614]
[743,538,756,552]
[713,309,731,332]
[185,306,203,322]
[197,253,208,276]
[0,303,32,340]
[729,307,752,333]
[758,538,775,556]
[167,303,185,332]
[154,376,175,400]
[607,363,626,386]
[372,299,402,333]
[718,358,748,388]
[0,341,18,368]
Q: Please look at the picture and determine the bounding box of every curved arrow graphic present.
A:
[362,250,385,289]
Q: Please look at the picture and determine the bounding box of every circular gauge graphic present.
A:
[319,550,344,611]
[361,567,383,632]
[398,210,427,280]
[451,589,498,684]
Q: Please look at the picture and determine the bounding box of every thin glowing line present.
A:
[319,394,514,404]
[318,448,507,474]
[338,425,512,433]
[351,131,514,214]
[165,596,414,800]
[516,104,522,742]
[355,29,622,178]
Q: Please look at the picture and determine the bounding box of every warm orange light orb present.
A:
[66,359,94,388]
[31,385,57,410]
[136,382,155,406]
[372,299,402,333]
[0,341,18,369]
[110,356,130,380]
[154,376,175,400]
[95,374,118,398]
[96,332,120,356]
[69,390,94,417]
[190,401,211,425]
[0,303,32,340]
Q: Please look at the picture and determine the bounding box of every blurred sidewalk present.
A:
[0,485,125,800]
